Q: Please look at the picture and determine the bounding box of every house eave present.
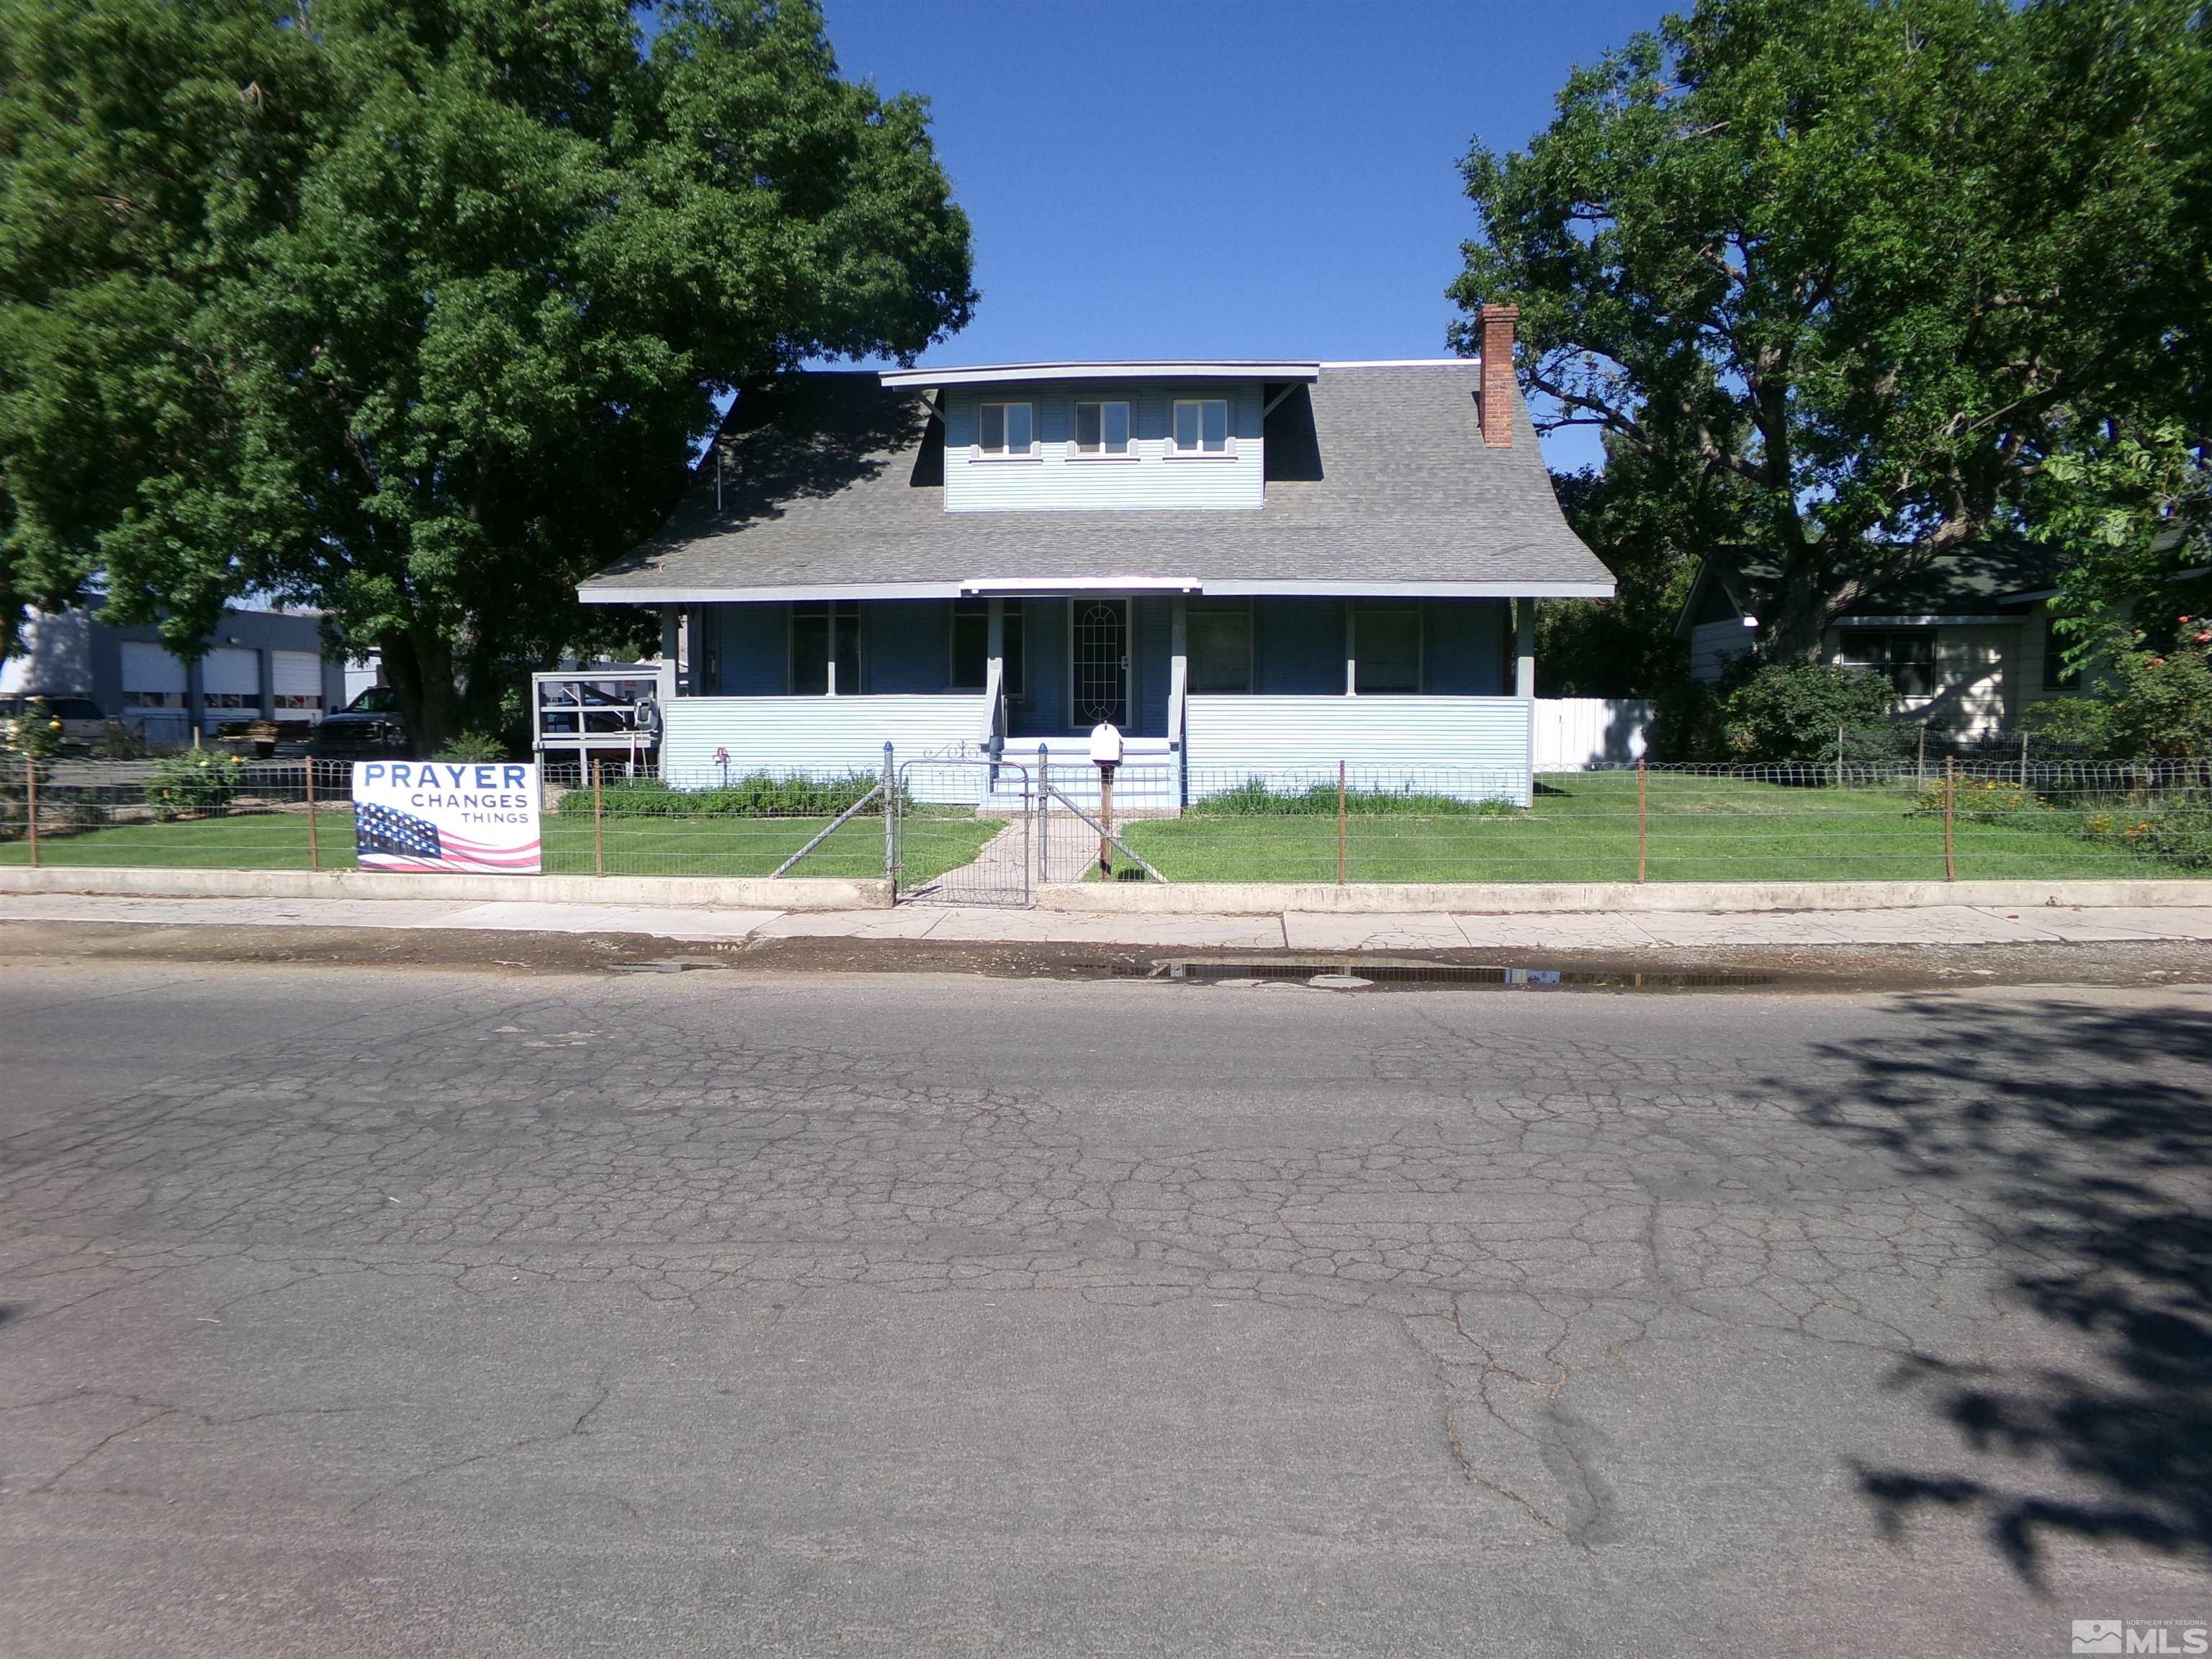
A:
[879,360,1321,390]
[578,577,1616,605]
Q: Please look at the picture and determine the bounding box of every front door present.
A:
[1070,599,1128,728]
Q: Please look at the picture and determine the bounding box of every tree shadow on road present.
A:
[1786,993,2212,1586]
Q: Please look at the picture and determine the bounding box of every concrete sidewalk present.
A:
[5,891,2212,950]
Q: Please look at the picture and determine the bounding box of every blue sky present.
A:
[819,0,1665,475]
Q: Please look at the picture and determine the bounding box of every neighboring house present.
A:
[0,603,351,745]
[577,305,1614,804]
[1675,541,2079,737]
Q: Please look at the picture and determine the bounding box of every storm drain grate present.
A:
[1146,960,1771,989]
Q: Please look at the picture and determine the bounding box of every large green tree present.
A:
[1452,0,2209,662]
[0,0,974,747]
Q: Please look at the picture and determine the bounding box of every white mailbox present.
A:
[1088,721,1124,767]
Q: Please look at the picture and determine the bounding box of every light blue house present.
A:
[578,305,1611,805]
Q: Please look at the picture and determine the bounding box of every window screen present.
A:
[950,601,1024,696]
[1354,606,1422,694]
[792,602,862,694]
[1187,604,1253,693]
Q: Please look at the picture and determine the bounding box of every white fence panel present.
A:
[1184,695,1534,806]
[1533,698,1653,770]
[661,695,986,793]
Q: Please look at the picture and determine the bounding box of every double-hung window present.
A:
[1835,629,1935,696]
[976,401,1035,457]
[1186,601,1254,693]
[1073,400,1131,457]
[950,601,1025,698]
[1170,397,1231,456]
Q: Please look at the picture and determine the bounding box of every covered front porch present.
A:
[642,589,1542,807]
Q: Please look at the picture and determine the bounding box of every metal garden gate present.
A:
[892,757,1032,907]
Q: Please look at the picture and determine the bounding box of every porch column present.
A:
[1169,596,1187,745]
[1514,598,1537,698]
[986,598,1004,683]
[1344,605,1357,696]
[661,609,681,693]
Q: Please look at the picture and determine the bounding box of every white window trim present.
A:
[972,399,1040,462]
[1068,399,1137,463]
[1166,395,1236,460]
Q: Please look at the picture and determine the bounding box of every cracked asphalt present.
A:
[2,958,2209,1657]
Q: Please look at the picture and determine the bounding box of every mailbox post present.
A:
[1089,721,1123,879]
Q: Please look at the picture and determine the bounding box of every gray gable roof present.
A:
[1678,539,2067,637]
[580,364,1613,600]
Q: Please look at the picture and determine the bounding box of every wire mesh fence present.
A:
[0,757,950,881]
[5,752,2210,889]
[1099,760,2212,885]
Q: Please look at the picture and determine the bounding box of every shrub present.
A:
[2079,803,2212,869]
[1192,778,1517,817]
[433,730,508,763]
[147,750,244,819]
[562,772,883,819]
[1913,775,2037,820]
[4,697,64,762]
[1718,662,1905,765]
[93,721,150,760]
[2020,696,2119,755]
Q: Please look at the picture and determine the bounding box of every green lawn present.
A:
[1114,770,2182,884]
[0,805,997,883]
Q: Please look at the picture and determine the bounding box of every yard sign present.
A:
[351,761,541,874]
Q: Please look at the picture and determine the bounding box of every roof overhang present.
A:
[879,360,1321,390]
[580,578,1616,605]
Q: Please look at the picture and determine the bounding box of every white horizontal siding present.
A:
[1185,695,1534,806]
[1533,698,1651,768]
[943,385,1263,513]
[660,696,986,786]
[1689,619,1753,682]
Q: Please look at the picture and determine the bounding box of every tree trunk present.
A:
[380,625,459,757]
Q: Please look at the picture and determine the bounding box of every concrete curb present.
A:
[0,867,889,911]
[1037,878,2212,915]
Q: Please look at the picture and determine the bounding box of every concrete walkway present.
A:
[5,891,2212,949]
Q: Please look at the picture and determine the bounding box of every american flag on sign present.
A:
[356,802,441,860]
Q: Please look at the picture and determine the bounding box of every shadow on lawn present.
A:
[1784,994,2212,1585]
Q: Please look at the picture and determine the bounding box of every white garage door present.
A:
[202,647,260,716]
[273,650,323,721]
[120,642,188,704]
[120,641,190,740]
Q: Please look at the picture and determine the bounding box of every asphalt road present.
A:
[1,961,2208,1658]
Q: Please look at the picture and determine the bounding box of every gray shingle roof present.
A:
[1694,538,2066,624]
[580,364,1613,598]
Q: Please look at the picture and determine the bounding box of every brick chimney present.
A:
[1477,302,1519,448]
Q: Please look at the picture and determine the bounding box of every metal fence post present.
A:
[305,758,320,872]
[22,755,36,868]
[881,742,895,892]
[1037,744,1050,883]
[593,758,605,877]
[1943,755,1956,881]
[1637,757,1647,884]
[1917,722,1927,783]
[2020,729,2029,791]
[1337,760,1347,886]
[1835,723,1844,789]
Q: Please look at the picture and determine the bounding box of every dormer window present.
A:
[977,400,1035,457]
[1170,397,1231,456]
[1073,400,1131,457]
